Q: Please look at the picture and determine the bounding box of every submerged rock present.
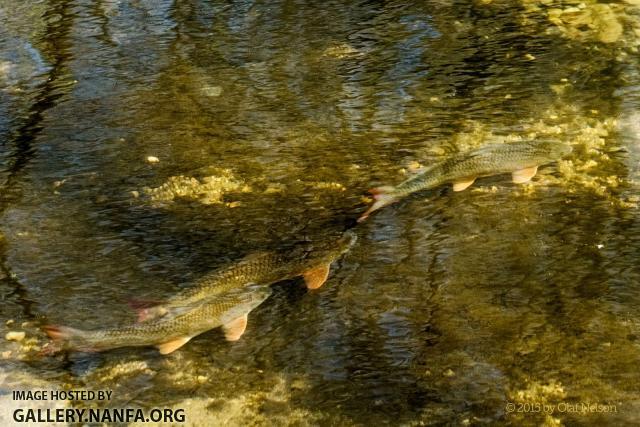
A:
[307,181,346,191]
[5,331,25,342]
[546,3,624,44]
[201,85,222,97]
[142,169,249,205]
[322,42,361,59]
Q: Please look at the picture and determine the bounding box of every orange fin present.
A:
[43,325,97,352]
[452,177,476,192]
[43,325,82,341]
[303,264,331,289]
[512,166,538,183]
[39,342,63,356]
[223,314,248,341]
[156,336,192,355]
[43,325,68,341]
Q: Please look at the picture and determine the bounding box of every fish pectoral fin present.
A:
[452,177,476,192]
[223,314,248,341]
[512,166,538,183]
[303,264,331,289]
[156,336,192,355]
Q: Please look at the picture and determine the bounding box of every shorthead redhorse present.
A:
[358,140,572,221]
[136,231,357,322]
[44,287,271,354]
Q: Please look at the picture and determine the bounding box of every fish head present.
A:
[336,230,358,252]
[249,286,273,304]
[306,231,357,263]
[535,140,573,160]
[281,231,357,280]
[238,286,273,311]
[218,287,272,324]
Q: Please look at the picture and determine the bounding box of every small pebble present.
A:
[408,161,423,171]
[146,156,160,163]
[5,331,25,342]
[6,319,14,326]
[291,379,306,390]
[201,85,222,97]
[1,351,11,359]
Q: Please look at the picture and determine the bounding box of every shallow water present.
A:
[1,0,639,425]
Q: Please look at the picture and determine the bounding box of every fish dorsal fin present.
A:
[452,177,476,192]
[156,336,192,355]
[512,166,538,183]
[467,143,503,158]
[303,264,331,289]
[239,251,272,263]
[223,314,248,341]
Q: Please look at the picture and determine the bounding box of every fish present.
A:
[136,231,357,322]
[43,287,271,355]
[358,140,572,222]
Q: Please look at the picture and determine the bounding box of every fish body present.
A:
[358,140,572,221]
[44,287,271,354]
[137,231,357,322]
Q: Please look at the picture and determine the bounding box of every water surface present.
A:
[1,1,639,425]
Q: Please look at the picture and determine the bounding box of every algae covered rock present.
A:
[142,169,250,206]
[546,3,623,44]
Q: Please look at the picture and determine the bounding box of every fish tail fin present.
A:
[369,186,396,199]
[43,325,83,341]
[43,325,99,352]
[136,308,151,323]
[357,186,397,222]
[39,343,62,356]
[127,299,164,322]
[135,306,167,323]
[39,325,73,356]
[126,298,154,309]
[42,325,89,351]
